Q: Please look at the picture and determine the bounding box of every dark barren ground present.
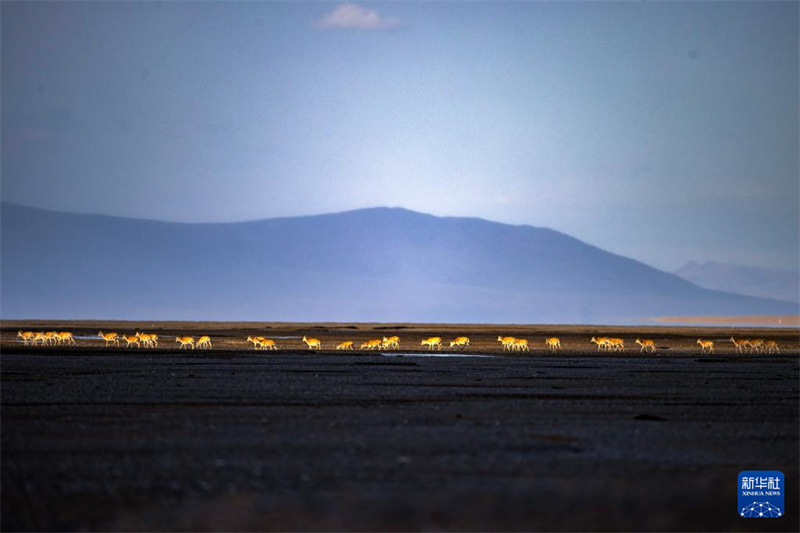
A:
[1,322,799,532]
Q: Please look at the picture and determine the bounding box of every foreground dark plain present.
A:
[2,323,799,532]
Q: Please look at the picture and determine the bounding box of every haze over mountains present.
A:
[674,261,799,304]
[1,203,796,324]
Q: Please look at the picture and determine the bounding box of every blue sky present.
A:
[2,1,798,272]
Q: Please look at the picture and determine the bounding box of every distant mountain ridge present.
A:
[674,260,799,304]
[1,203,796,323]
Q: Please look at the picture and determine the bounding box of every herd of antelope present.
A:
[13,330,785,355]
[15,330,76,346]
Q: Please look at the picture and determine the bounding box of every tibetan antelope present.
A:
[729,337,748,353]
[17,331,35,345]
[98,331,120,347]
[607,338,625,352]
[43,331,59,345]
[697,339,714,353]
[421,337,442,350]
[260,338,277,350]
[545,337,561,351]
[336,341,354,350]
[136,332,158,348]
[747,338,764,354]
[34,332,48,346]
[247,336,274,350]
[498,336,516,351]
[175,336,195,349]
[196,336,212,349]
[360,339,382,350]
[302,336,321,350]
[635,339,656,353]
[591,337,610,351]
[57,332,77,346]
[765,340,779,354]
[141,333,158,347]
[135,331,146,346]
[121,334,141,348]
[450,337,470,350]
[512,338,530,352]
[382,336,400,350]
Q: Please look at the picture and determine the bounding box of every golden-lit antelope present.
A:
[729,337,748,353]
[32,332,47,346]
[697,339,714,353]
[17,331,36,345]
[591,337,610,351]
[137,332,158,348]
[421,337,442,350]
[98,331,120,347]
[498,336,516,351]
[259,338,277,350]
[382,336,400,350]
[545,337,561,351]
[765,340,779,354]
[607,338,625,352]
[175,336,195,349]
[121,334,141,348]
[302,336,321,350]
[512,338,530,352]
[635,339,656,353]
[147,333,158,348]
[135,331,147,346]
[57,332,77,346]
[360,339,383,350]
[196,336,212,349]
[747,338,764,354]
[450,337,470,350]
[246,336,271,350]
[43,331,59,345]
[336,341,354,350]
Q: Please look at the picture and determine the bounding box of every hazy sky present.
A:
[2,1,798,272]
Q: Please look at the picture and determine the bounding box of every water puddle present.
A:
[380,352,496,359]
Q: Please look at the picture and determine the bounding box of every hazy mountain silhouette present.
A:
[674,260,799,304]
[2,203,796,323]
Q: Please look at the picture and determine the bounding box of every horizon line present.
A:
[0,200,542,230]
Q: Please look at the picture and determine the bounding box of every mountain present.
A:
[1,203,796,323]
[674,260,799,304]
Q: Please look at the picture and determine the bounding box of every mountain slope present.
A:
[674,260,799,304]
[1,203,796,323]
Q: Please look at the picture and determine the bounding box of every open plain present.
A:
[2,321,799,531]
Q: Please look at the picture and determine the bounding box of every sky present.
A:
[2,1,798,273]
